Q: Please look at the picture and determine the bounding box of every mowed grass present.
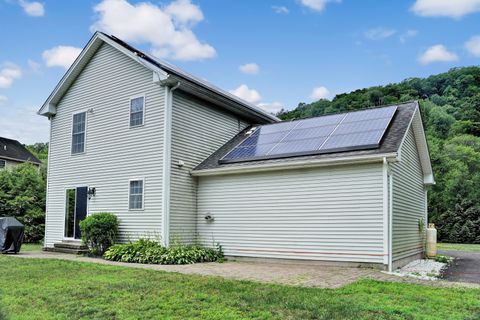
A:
[0,256,479,320]
[438,243,480,253]
[20,243,43,252]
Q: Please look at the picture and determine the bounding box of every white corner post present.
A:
[160,80,180,247]
[161,85,173,247]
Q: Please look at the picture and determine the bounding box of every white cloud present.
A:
[0,96,7,106]
[411,0,480,18]
[257,101,283,114]
[91,0,216,61]
[399,29,418,43]
[18,0,45,17]
[465,36,480,57]
[0,63,22,88]
[239,63,259,75]
[418,45,458,65]
[364,27,396,40]
[229,84,262,104]
[42,46,82,69]
[310,86,330,100]
[272,5,289,14]
[300,0,340,12]
[0,107,49,143]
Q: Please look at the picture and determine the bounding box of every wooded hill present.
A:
[279,66,480,243]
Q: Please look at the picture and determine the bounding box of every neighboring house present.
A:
[38,32,434,270]
[0,137,41,169]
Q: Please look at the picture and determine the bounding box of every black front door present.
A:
[74,187,88,239]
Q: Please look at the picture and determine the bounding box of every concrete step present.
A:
[49,247,89,255]
[52,241,89,254]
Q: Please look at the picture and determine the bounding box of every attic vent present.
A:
[3,145,6,151]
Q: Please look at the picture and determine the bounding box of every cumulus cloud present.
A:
[0,63,22,88]
[229,84,262,104]
[272,5,289,14]
[300,0,340,12]
[399,30,418,43]
[364,27,396,40]
[257,102,283,114]
[465,36,480,57]
[0,95,7,106]
[411,0,480,18]
[42,46,82,69]
[239,63,259,75]
[310,86,330,100]
[418,45,458,65]
[91,0,216,61]
[18,0,44,17]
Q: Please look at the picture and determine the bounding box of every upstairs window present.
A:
[0,160,5,169]
[130,96,145,127]
[129,179,144,210]
[71,112,86,154]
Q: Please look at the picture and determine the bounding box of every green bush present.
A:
[104,239,223,264]
[79,212,119,255]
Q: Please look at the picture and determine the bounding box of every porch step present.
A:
[52,241,89,254]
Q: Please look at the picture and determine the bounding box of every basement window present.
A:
[129,179,144,210]
[130,96,145,127]
[0,160,5,169]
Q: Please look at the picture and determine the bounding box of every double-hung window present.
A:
[129,179,144,210]
[0,160,5,170]
[130,96,145,127]
[71,112,86,154]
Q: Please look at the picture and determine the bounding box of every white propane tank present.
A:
[426,223,437,258]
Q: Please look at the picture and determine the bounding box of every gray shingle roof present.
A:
[0,137,41,164]
[193,101,417,172]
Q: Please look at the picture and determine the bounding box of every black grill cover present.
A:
[0,217,24,253]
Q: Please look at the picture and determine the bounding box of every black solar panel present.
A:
[220,105,397,163]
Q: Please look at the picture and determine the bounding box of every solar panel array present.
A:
[220,106,397,163]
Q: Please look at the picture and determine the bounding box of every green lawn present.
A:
[0,256,479,320]
[20,243,43,252]
[438,243,480,253]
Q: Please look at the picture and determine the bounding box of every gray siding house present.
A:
[39,32,434,270]
[0,137,41,169]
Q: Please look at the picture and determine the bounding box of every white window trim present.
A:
[63,185,90,240]
[129,94,146,128]
[70,110,88,155]
[128,178,145,211]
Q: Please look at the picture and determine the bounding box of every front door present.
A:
[65,186,88,239]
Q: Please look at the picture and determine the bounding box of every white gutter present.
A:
[160,81,180,247]
[192,152,398,177]
[388,168,393,272]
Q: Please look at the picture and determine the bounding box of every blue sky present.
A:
[1,0,480,143]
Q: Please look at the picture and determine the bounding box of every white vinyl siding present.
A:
[169,92,250,243]
[391,127,426,262]
[196,163,386,264]
[44,42,165,247]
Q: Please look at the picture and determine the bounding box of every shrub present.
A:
[434,255,452,263]
[79,212,119,255]
[104,239,223,265]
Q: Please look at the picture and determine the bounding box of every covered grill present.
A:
[0,217,24,253]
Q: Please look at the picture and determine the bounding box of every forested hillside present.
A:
[279,66,480,243]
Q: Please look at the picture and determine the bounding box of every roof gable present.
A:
[38,32,278,124]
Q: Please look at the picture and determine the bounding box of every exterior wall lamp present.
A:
[87,187,96,200]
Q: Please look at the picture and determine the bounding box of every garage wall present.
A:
[197,163,387,265]
[391,127,426,263]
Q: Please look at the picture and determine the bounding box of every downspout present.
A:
[161,81,180,247]
[44,115,54,249]
[388,170,393,272]
[383,157,393,272]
